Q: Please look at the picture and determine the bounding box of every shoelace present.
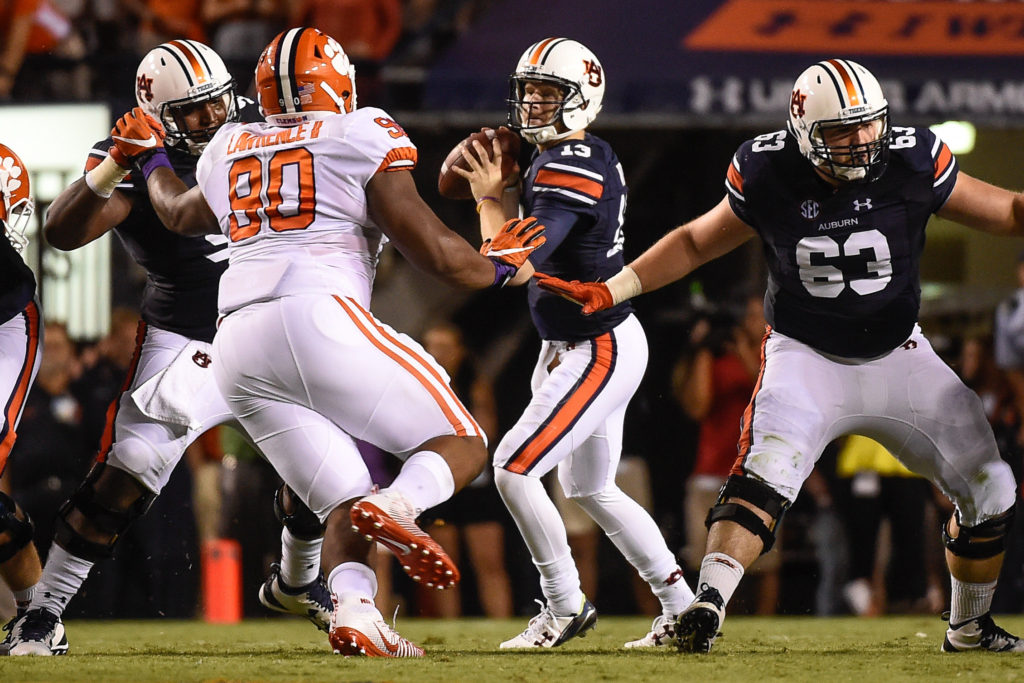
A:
[523,600,557,638]
[18,611,57,641]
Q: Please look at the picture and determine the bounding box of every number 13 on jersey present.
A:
[228,147,316,241]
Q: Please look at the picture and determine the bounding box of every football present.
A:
[437,127,520,200]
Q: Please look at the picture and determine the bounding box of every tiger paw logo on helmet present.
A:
[0,154,24,198]
[0,143,33,252]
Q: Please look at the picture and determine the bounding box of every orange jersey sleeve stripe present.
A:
[333,296,481,437]
[375,146,418,174]
[934,142,953,180]
[96,320,147,463]
[0,301,41,470]
[504,333,615,475]
[726,161,744,194]
[535,168,604,199]
[731,326,770,477]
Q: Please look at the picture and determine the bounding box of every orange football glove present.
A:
[111,107,166,164]
[481,217,546,287]
[533,273,614,315]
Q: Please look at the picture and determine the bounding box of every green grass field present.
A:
[2,615,1023,682]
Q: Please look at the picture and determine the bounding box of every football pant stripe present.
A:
[534,168,604,199]
[733,325,771,475]
[96,320,148,463]
[333,296,481,439]
[503,332,616,475]
[375,146,418,174]
[0,300,41,471]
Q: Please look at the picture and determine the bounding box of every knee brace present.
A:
[943,506,1016,560]
[0,491,34,564]
[705,474,791,555]
[54,463,155,562]
[274,485,325,541]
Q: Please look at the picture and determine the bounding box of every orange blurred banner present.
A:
[686,0,1024,56]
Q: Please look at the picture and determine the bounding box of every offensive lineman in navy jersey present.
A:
[538,59,1024,655]
[456,38,694,649]
[7,41,330,656]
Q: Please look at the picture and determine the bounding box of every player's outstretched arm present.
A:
[937,172,1024,237]
[44,174,133,251]
[535,196,756,313]
[366,169,543,289]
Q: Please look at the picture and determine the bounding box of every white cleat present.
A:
[500,597,597,649]
[942,612,1024,653]
[8,608,68,656]
[328,594,424,657]
[624,613,677,648]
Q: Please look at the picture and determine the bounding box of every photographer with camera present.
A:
[673,293,780,615]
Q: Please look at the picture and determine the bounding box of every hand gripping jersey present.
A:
[725,126,957,358]
[196,107,417,315]
[523,133,631,341]
[81,98,262,342]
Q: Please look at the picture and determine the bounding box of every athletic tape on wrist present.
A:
[84,155,130,198]
[605,266,643,305]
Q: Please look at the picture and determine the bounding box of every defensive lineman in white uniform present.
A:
[112,27,545,656]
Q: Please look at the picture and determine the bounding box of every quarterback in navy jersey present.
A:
[538,58,1024,655]
[7,42,330,657]
[456,37,694,650]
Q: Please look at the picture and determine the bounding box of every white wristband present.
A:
[84,155,130,199]
[605,266,643,305]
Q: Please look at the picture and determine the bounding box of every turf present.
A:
[1,615,1023,682]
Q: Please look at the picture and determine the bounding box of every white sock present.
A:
[279,528,322,589]
[328,562,378,600]
[697,552,745,606]
[387,451,455,515]
[34,544,94,617]
[13,585,35,613]
[573,486,695,616]
[949,577,996,625]
[494,468,583,616]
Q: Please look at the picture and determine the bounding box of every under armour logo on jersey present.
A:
[853,198,873,212]
[192,351,212,368]
[800,200,819,220]
[902,340,918,350]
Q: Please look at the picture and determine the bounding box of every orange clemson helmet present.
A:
[0,143,33,252]
[255,27,357,126]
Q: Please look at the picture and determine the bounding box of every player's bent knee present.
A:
[0,491,34,564]
[705,474,791,555]
[55,463,155,561]
[943,505,1016,559]
[274,484,325,540]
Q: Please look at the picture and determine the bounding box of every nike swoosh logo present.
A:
[112,134,157,148]
[377,536,411,555]
[488,246,533,257]
[375,625,402,654]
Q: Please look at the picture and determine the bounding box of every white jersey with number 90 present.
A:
[196,107,417,315]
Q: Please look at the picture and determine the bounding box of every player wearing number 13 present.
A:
[536,59,1024,655]
[129,27,545,657]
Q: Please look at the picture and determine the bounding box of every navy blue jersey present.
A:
[82,98,260,342]
[0,235,35,325]
[523,133,631,341]
[726,126,957,358]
